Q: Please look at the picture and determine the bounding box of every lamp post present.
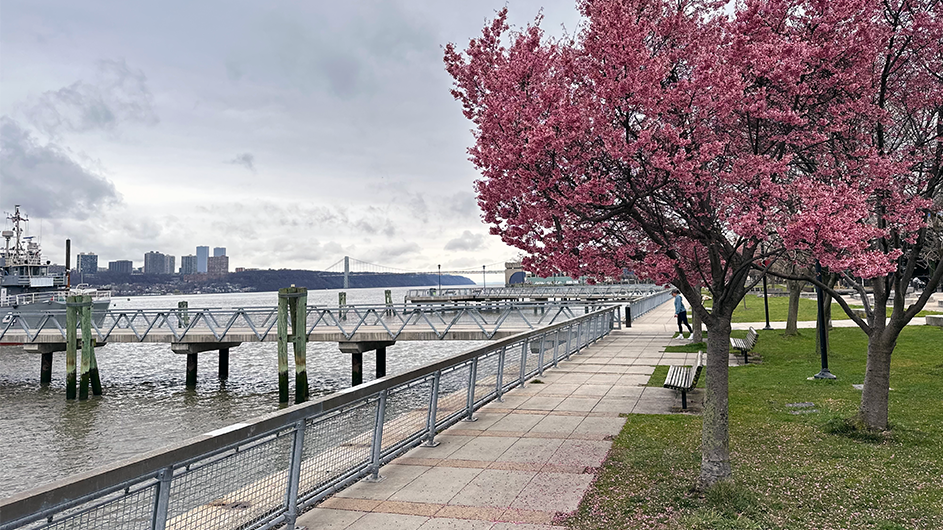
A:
[438,264,441,293]
[812,260,836,379]
[482,265,486,289]
[762,271,773,331]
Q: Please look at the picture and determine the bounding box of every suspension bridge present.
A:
[323,256,511,289]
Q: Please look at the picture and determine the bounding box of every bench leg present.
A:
[743,350,748,364]
[681,390,687,410]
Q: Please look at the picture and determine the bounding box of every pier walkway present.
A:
[296,300,687,529]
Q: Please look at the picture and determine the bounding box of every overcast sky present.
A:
[1,1,581,272]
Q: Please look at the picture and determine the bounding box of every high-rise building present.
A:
[144,251,167,275]
[108,260,133,274]
[196,246,209,273]
[77,252,98,274]
[213,247,226,257]
[207,255,229,275]
[180,255,198,275]
[164,255,176,275]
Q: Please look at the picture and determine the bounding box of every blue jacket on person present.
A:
[674,295,685,315]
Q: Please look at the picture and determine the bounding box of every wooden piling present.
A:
[339,292,347,321]
[66,296,78,400]
[40,352,53,385]
[219,348,230,380]
[376,346,387,378]
[384,290,393,316]
[83,295,102,396]
[186,353,198,387]
[277,288,290,404]
[352,352,363,386]
[292,287,308,404]
[177,301,189,328]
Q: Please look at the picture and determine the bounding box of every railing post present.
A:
[564,322,574,360]
[152,465,173,530]
[626,305,633,327]
[423,371,441,447]
[495,346,506,402]
[576,321,584,353]
[552,328,560,367]
[537,333,546,376]
[463,358,478,422]
[518,339,529,386]
[367,390,388,481]
[284,419,306,529]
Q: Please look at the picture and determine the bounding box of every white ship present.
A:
[1,205,110,337]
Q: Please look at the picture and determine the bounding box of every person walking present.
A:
[672,290,693,339]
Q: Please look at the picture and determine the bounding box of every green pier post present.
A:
[293,287,309,403]
[84,295,102,396]
[66,296,78,400]
[177,301,189,328]
[339,292,347,321]
[384,289,393,316]
[79,295,92,400]
[277,288,290,404]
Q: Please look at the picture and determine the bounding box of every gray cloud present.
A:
[227,152,256,171]
[0,117,121,220]
[448,192,479,219]
[24,59,158,137]
[444,230,485,251]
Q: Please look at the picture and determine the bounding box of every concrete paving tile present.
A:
[319,497,382,512]
[337,464,430,500]
[615,374,651,386]
[449,436,519,462]
[573,417,626,436]
[554,397,599,412]
[604,385,644,398]
[510,472,595,513]
[546,440,611,467]
[591,397,637,414]
[295,507,366,529]
[346,512,428,530]
[449,469,537,508]
[568,384,611,397]
[585,374,621,384]
[498,437,564,464]
[488,395,529,409]
[487,413,545,432]
[390,466,482,504]
[456,413,506,431]
[551,374,592,384]
[409,436,476,459]
[417,518,495,530]
[518,396,566,411]
[528,414,582,435]
[623,366,656,375]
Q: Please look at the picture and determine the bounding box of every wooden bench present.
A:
[664,351,704,410]
[730,327,759,364]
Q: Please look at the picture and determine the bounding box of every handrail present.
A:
[405,285,660,300]
[0,306,619,530]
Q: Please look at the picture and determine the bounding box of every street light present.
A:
[482,265,486,289]
[762,268,773,331]
[812,260,836,380]
[438,264,441,293]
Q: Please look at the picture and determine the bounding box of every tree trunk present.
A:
[700,318,732,487]
[858,334,896,431]
[785,280,803,336]
[692,306,703,343]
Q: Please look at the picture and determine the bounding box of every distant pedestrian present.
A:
[672,290,693,339]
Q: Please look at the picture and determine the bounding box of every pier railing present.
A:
[405,284,660,301]
[0,306,620,530]
[624,289,674,325]
[1,300,616,344]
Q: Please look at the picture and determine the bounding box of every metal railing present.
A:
[1,300,612,344]
[0,306,619,530]
[405,284,660,301]
[0,290,109,309]
[623,289,673,326]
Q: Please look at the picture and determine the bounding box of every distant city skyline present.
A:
[0,1,571,271]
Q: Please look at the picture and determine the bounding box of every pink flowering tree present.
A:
[446,0,940,485]
[772,0,943,432]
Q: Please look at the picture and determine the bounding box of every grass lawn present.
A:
[565,326,943,530]
[721,295,941,323]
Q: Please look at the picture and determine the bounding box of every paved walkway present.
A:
[295,301,690,530]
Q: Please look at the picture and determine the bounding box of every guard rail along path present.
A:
[405,284,662,302]
[0,305,619,530]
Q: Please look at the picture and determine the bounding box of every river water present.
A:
[0,286,489,499]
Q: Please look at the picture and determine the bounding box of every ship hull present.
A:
[0,299,111,345]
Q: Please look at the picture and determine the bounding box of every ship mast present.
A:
[6,205,28,265]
